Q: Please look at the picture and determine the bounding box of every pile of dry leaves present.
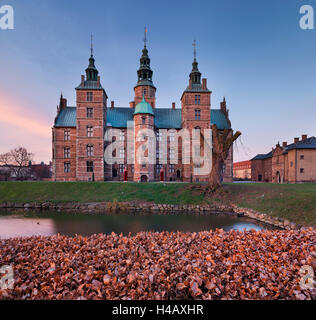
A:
[0,229,315,300]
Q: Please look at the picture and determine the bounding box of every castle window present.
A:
[64,162,70,173]
[195,95,200,105]
[195,109,201,120]
[64,129,70,141]
[143,88,147,96]
[142,117,146,125]
[300,155,304,160]
[169,164,175,173]
[87,126,93,137]
[119,147,125,159]
[169,130,175,142]
[87,107,93,118]
[142,164,146,169]
[169,148,175,160]
[119,130,125,141]
[156,131,162,141]
[64,147,70,159]
[87,161,94,172]
[300,168,304,173]
[119,164,124,173]
[87,145,94,157]
[87,92,93,102]
[131,164,134,173]
[156,164,163,174]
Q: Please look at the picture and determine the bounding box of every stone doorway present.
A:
[141,175,148,182]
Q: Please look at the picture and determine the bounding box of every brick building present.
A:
[233,160,251,180]
[52,38,234,182]
[251,135,316,183]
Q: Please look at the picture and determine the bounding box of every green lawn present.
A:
[225,183,316,227]
[0,181,316,227]
[0,181,204,205]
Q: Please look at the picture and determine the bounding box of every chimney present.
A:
[111,101,114,108]
[282,141,287,148]
[81,75,85,86]
[302,134,307,141]
[294,137,299,144]
[97,76,101,87]
[202,78,207,90]
[189,79,192,90]
[129,101,135,108]
[172,102,175,109]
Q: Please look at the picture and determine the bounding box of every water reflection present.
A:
[0,212,275,239]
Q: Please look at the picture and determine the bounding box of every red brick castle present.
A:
[52,36,233,182]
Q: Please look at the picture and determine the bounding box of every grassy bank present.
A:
[0,182,316,226]
[0,181,204,205]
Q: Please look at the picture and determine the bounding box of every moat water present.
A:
[0,211,277,239]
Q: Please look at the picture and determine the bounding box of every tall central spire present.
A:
[90,33,93,57]
[136,27,155,88]
[144,26,147,48]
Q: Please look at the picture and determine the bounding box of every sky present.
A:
[0,0,315,163]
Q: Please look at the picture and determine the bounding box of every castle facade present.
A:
[52,39,233,182]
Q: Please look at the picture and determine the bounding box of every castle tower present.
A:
[133,28,156,108]
[75,39,108,181]
[133,95,155,182]
[181,41,212,181]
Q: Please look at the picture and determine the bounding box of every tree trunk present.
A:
[209,155,224,189]
[208,124,241,190]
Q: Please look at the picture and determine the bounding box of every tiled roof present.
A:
[154,109,182,129]
[107,108,134,127]
[286,137,316,150]
[54,107,231,130]
[251,151,273,160]
[54,107,76,127]
[211,110,231,130]
[251,136,316,160]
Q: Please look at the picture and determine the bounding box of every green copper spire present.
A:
[134,94,154,116]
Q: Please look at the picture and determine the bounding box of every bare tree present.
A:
[0,147,34,180]
[208,124,241,189]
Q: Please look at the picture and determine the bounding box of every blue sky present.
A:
[0,0,315,163]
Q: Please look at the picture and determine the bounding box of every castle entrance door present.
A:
[141,175,148,182]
